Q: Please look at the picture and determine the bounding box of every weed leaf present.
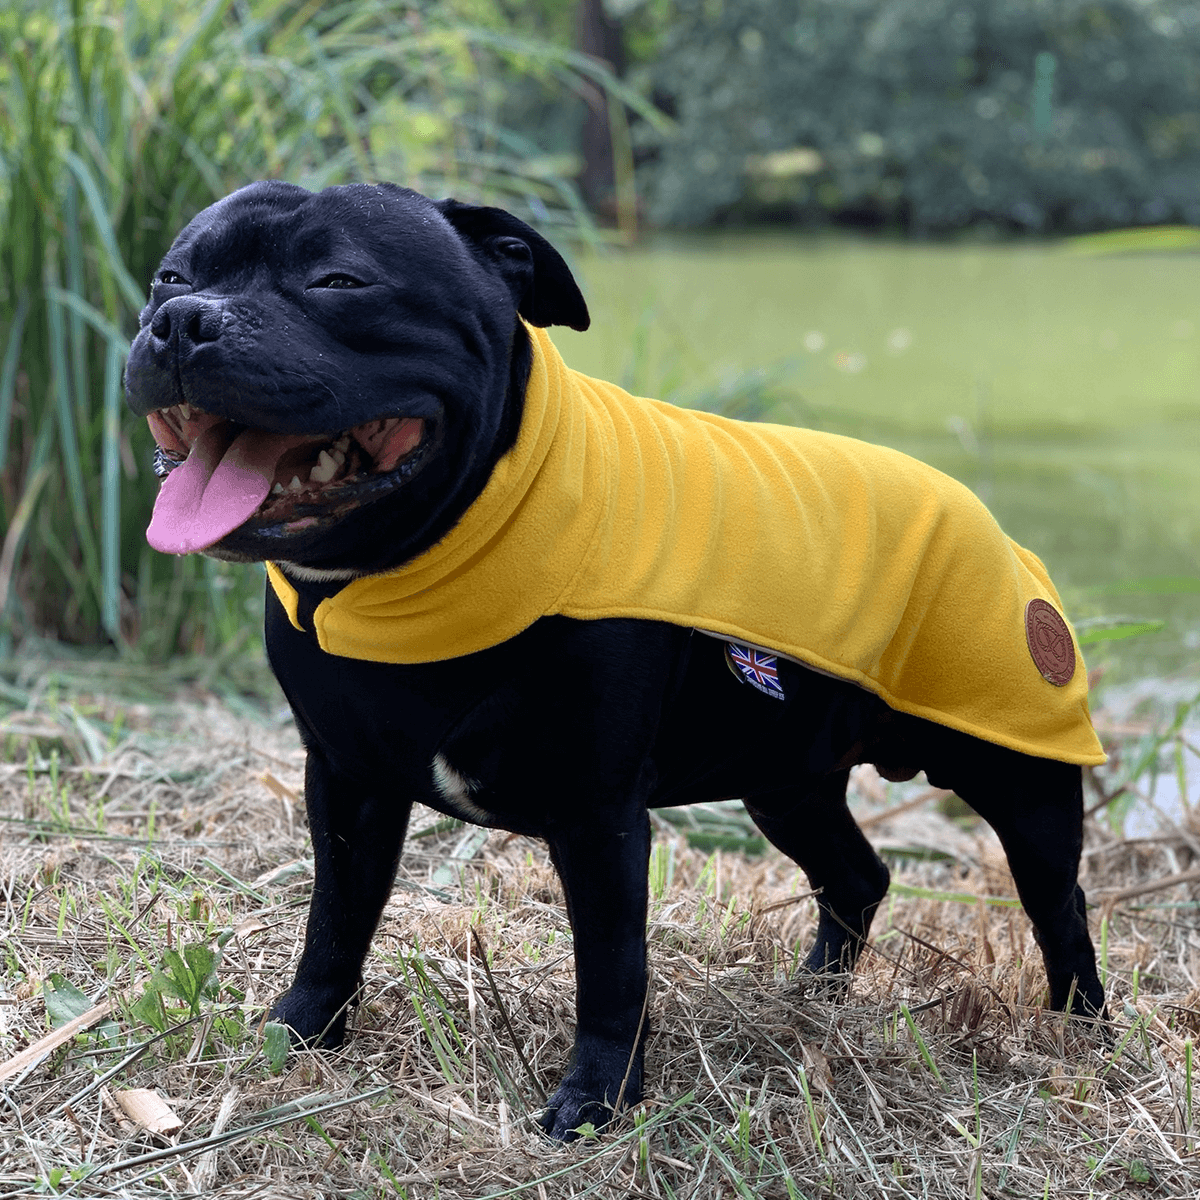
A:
[44,974,91,1026]
[262,1021,291,1075]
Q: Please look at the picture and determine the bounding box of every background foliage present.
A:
[3,0,1198,657]
[642,0,1200,231]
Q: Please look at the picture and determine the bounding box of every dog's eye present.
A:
[156,270,189,287]
[311,273,365,290]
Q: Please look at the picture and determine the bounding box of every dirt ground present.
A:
[2,657,1200,1197]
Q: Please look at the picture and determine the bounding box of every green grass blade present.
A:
[63,182,90,428]
[1076,620,1167,646]
[0,463,54,640]
[45,281,102,613]
[0,291,31,472]
[101,341,123,642]
[44,286,130,352]
[62,149,146,310]
[900,1004,948,1091]
[887,882,1023,907]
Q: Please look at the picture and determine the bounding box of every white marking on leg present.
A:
[431,753,492,824]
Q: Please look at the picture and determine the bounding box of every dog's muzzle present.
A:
[144,402,427,555]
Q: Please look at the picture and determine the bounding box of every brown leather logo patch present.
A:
[1025,598,1075,687]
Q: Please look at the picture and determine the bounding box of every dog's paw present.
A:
[533,1051,642,1141]
[269,986,350,1049]
[1050,971,1108,1028]
[533,1083,623,1142]
[1067,997,1112,1046]
[795,965,853,1000]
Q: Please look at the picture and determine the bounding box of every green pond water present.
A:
[554,235,1200,690]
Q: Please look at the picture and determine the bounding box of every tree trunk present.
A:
[575,0,626,219]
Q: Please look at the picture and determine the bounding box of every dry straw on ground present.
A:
[1,654,1199,1198]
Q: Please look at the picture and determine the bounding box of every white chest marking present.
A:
[431,753,491,825]
[277,561,360,582]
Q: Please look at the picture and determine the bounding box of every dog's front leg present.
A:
[271,747,413,1047]
[537,793,653,1141]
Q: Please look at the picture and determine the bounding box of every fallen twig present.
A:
[858,787,952,830]
[0,1000,112,1084]
[86,1087,390,1179]
[1094,868,1200,904]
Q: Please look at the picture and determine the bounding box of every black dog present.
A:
[126,181,1106,1140]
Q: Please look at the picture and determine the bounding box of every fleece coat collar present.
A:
[267,324,1104,766]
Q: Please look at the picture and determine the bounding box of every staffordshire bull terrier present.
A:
[125,180,1106,1140]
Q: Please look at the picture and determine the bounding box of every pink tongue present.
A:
[147,425,285,554]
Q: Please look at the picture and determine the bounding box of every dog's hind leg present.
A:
[746,771,891,986]
[270,747,413,1047]
[927,742,1106,1019]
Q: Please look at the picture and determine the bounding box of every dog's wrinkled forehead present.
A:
[165,181,471,284]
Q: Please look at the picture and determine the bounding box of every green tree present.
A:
[643,0,1200,231]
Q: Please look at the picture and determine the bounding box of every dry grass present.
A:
[2,653,1199,1198]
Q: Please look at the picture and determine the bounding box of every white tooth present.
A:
[288,475,303,492]
[334,435,350,452]
[331,448,345,466]
[178,403,191,421]
[309,450,337,483]
[272,483,284,495]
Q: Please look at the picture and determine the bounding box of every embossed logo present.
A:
[1025,599,1075,687]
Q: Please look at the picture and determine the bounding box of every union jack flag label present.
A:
[724,642,786,700]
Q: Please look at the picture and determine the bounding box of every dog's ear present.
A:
[435,199,590,332]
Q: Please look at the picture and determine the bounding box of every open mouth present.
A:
[145,403,429,555]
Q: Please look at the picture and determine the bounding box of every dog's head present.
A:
[125,181,589,575]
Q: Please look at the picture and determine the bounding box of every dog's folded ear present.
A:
[435,199,590,332]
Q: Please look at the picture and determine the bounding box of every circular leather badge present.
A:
[1025,599,1075,687]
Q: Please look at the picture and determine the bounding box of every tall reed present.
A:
[0,0,642,656]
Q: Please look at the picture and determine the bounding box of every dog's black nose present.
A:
[150,295,224,349]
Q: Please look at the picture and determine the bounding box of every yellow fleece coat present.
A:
[267,325,1105,766]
